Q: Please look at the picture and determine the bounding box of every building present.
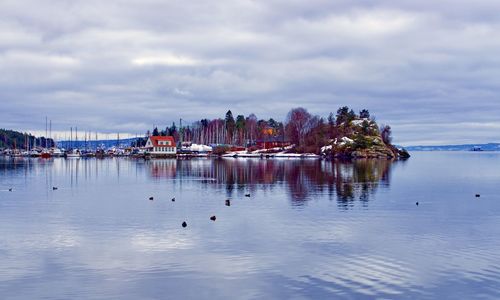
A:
[255,136,291,149]
[145,136,177,156]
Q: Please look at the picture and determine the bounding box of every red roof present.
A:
[149,136,176,147]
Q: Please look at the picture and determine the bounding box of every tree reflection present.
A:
[147,158,394,206]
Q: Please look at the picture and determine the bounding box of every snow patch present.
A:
[182,143,212,152]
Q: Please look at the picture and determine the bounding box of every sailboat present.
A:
[65,126,81,158]
[65,148,81,158]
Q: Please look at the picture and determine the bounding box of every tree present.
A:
[152,127,159,136]
[246,113,258,143]
[336,106,356,125]
[268,118,278,129]
[359,109,370,119]
[328,112,335,126]
[168,122,179,141]
[380,125,392,145]
[225,110,235,144]
[285,107,312,146]
[235,115,246,145]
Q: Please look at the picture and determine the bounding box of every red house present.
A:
[255,137,291,149]
[145,136,176,155]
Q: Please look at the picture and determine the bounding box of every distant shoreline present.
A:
[405,143,500,152]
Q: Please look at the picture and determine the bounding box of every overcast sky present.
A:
[1,0,500,145]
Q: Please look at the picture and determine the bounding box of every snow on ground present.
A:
[351,118,370,126]
[321,137,354,153]
[321,145,333,153]
[182,143,212,152]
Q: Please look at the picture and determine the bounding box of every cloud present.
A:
[132,54,198,66]
[1,0,500,145]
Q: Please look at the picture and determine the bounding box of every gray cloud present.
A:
[1,0,500,145]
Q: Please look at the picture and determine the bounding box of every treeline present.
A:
[146,111,284,147]
[145,106,394,154]
[0,129,55,149]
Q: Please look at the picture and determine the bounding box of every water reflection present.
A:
[147,158,395,206]
[0,157,396,207]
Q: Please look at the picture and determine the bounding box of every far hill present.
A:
[57,138,141,150]
[0,129,54,149]
[405,143,500,151]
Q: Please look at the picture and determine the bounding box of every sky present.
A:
[1,0,500,146]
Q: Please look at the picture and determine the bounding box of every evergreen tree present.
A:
[225,110,235,144]
[152,127,159,136]
[359,109,370,119]
[235,115,246,145]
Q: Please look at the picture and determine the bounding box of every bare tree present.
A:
[285,107,312,146]
[380,125,392,145]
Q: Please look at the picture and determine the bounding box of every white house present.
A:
[145,136,177,155]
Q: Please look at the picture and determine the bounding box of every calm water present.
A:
[1,152,500,299]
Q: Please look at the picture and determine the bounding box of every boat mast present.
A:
[49,120,52,147]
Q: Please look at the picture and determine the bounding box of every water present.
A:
[1,152,500,299]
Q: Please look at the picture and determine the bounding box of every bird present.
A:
[149,196,154,201]
[245,193,251,197]
[475,194,481,198]
[182,221,187,228]
[225,199,231,206]
[171,197,175,202]
[416,202,419,206]
[210,215,216,221]
[8,188,12,192]
[52,187,58,190]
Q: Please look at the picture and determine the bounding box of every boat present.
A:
[50,148,64,157]
[40,150,51,158]
[9,150,23,157]
[65,149,81,158]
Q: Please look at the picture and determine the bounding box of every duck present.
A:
[245,193,251,197]
[210,215,216,221]
[8,188,12,192]
[225,199,231,206]
[149,196,154,201]
[52,187,58,190]
[416,202,419,206]
[475,194,481,198]
[171,197,175,202]
[182,221,187,228]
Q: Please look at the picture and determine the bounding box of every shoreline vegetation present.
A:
[141,106,410,160]
[1,106,410,160]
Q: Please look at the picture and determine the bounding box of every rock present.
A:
[225,199,231,206]
[182,221,187,228]
[171,197,175,202]
[397,148,411,159]
[8,188,12,192]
